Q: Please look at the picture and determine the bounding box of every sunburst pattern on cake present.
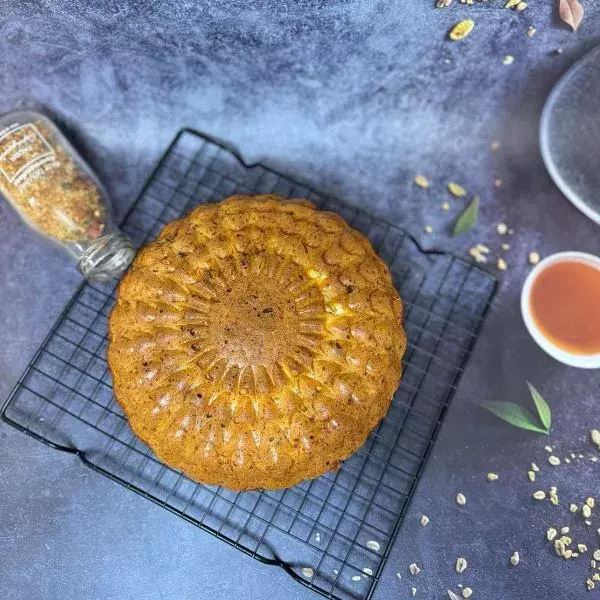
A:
[108,195,405,490]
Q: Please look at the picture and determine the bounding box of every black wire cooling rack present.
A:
[2,129,497,600]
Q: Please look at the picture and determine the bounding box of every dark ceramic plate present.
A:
[541,45,600,226]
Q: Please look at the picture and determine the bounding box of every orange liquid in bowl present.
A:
[530,260,600,355]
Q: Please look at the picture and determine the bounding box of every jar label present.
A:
[0,123,59,191]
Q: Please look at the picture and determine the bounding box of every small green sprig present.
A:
[481,382,551,435]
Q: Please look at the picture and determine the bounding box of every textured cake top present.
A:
[108,195,405,490]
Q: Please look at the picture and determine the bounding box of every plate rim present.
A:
[540,44,600,227]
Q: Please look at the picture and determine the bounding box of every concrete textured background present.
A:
[1,1,600,599]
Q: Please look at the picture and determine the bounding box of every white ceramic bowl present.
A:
[521,251,600,369]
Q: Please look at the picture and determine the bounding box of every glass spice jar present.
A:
[0,110,135,281]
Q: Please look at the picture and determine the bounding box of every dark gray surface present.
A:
[1,2,600,599]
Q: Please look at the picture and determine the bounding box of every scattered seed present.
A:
[461,588,473,599]
[530,462,539,472]
[579,544,588,553]
[570,504,579,513]
[456,493,467,506]
[592,457,599,463]
[487,472,499,481]
[587,498,596,508]
[437,0,453,6]
[578,454,584,459]
[366,540,381,552]
[564,549,573,559]
[424,225,433,234]
[510,551,520,566]
[555,539,566,557]
[587,579,595,591]
[409,563,421,576]
[352,575,361,581]
[496,223,508,234]
[501,243,510,251]
[476,244,490,254]
[412,587,417,596]
[545,445,553,453]
[547,528,557,541]
[363,567,373,576]
[533,490,546,500]
[414,175,429,189]
[565,458,571,464]
[315,532,321,543]
[583,505,592,519]
[591,430,600,449]
[449,19,475,41]
[302,567,314,578]
[528,471,536,482]
[442,201,450,211]
[502,55,515,66]
[572,552,579,558]
[548,456,561,466]
[505,0,520,7]
[516,1,527,11]
[594,550,600,561]
[448,182,467,197]
[396,572,402,580]
[592,560,597,568]
[456,557,468,573]
[550,494,560,506]
[334,569,339,575]
[529,252,541,265]
[420,515,430,526]
[561,527,570,534]
[527,26,537,37]
[560,536,572,546]
[594,573,600,582]
[497,258,507,271]
[469,247,487,263]
[585,520,592,526]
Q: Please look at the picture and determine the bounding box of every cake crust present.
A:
[107,195,405,490]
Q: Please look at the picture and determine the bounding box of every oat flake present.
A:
[414,175,429,189]
[448,182,467,197]
[449,20,475,41]
[455,557,468,573]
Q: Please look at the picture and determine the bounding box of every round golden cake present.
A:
[108,195,405,490]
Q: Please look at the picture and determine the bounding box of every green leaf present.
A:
[452,196,479,237]
[527,381,552,431]
[480,401,549,434]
